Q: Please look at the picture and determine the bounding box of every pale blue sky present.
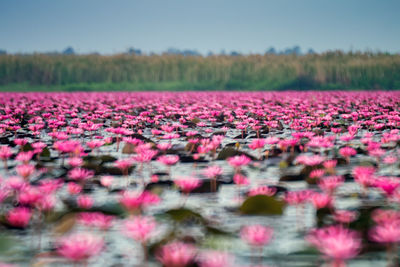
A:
[1,0,399,54]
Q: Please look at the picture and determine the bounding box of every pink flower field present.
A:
[0,91,400,266]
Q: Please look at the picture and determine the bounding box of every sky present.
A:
[1,0,399,55]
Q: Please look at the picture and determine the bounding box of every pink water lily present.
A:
[248,185,276,196]
[174,176,202,194]
[0,91,399,266]
[78,212,114,230]
[334,210,358,224]
[6,207,32,228]
[241,225,273,247]
[124,215,157,242]
[233,173,249,186]
[16,164,35,180]
[373,177,400,197]
[77,195,94,209]
[157,155,180,166]
[318,175,344,194]
[68,168,94,182]
[57,233,104,262]
[307,226,361,266]
[157,241,197,267]
[310,192,333,209]
[228,155,251,168]
[198,251,234,267]
[119,190,160,211]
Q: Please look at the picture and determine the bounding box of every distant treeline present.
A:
[0,51,399,91]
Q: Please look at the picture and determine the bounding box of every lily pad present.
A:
[90,202,126,217]
[39,147,51,158]
[53,213,77,235]
[280,173,305,182]
[145,180,174,191]
[21,143,33,152]
[165,208,205,224]
[122,143,136,154]
[99,155,118,163]
[190,179,221,193]
[216,147,256,160]
[316,207,332,227]
[239,195,285,215]
[205,225,231,236]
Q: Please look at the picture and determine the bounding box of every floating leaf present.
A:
[191,118,201,124]
[165,208,205,224]
[240,195,285,215]
[284,247,321,265]
[99,155,117,163]
[53,213,76,235]
[122,143,135,154]
[184,142,197,152]
[90,202,126,217]
[103,166,134,175]
[349,206,377,233]
[288,247,320,256]
[359,160,376,167]
[82,162,103,174]
[130,133,154,144]
[145,180,174,191]
[83,155,102,163]
[190,179,220,193]
[205,225,231,236]
[44,209,71,223]
[22,143,33,152]
[39,147,51,158]
[279,173,304,182]
[216,147,255,160]
[316,207,332,227]
[83,155,117,165]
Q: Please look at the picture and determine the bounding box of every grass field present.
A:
[1,51,399,91]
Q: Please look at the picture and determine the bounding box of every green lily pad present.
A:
[39,147,51,158]
[165,208,205,224]
[216,147,255,160]
[90,202,126,217]
[99,155,117,163]
[205,225,231,236]
[239,195,285,215]
[21,143,33,152]
[83,155,117,164]
[288,247,320,256]
[316,207,332,227]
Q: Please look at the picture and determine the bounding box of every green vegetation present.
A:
[1,51,400,91]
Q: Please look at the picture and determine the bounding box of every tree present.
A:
[62,47,75,55]
[127,47,142,55]
[265,47,276,54]
[307,48,316,54]
[230,51,241,56]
